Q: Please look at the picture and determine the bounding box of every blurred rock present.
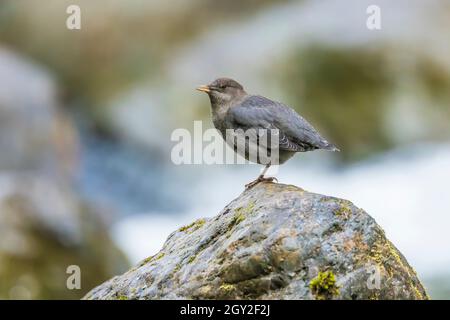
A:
[84,183,428,300]
[0,47,78,178]
[0,48,129,299]
[0,174,128,299]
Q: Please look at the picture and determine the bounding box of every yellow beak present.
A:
[196,85,210,93]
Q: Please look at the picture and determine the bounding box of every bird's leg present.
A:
[245,164,278,189]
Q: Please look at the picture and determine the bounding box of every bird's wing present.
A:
[229,95,335,152]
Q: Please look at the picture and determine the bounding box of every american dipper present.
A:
[197,78,339,189]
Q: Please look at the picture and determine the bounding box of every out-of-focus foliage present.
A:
[0,0,282,107]
[277,45,450,160]
[282,46,393,160]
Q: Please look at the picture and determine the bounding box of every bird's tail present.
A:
[323,142,340,152]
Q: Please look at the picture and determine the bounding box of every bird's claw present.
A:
[245,176,278,190]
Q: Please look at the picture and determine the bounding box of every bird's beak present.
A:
[196,85,210,93]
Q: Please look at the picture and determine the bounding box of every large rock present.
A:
[84,183,428,300]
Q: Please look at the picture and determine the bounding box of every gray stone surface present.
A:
[84,182,429,300]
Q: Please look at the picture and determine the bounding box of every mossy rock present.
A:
[83,183,428,300]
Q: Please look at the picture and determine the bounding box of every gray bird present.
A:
[197,77,339,189]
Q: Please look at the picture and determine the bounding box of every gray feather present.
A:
[228,95,337,152]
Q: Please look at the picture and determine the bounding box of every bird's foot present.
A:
[245,176,278,190]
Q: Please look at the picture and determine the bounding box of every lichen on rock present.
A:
[84,182,429,300]
[309,271,339,300]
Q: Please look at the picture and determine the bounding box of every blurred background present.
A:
[0,0,449,299]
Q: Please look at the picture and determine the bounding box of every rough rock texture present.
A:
[84,183,429,300]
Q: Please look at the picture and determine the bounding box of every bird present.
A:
[196,77,339,189]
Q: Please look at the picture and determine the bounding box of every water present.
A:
[76,126,183,216]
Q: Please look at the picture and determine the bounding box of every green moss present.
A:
[231,212,245,225]
[236,201,256,216]
[138,251,165,267]
[369,237,406,276]
[173,263,181,273]
[369,291,380,300]
[334,200,352,218]
[219,283,236,292]
[369,238,429,300]
[413,286,423,300]
[178,218,206,234]
[187,255,196,264]
[155,252,165,260]
[144,256,152,263]
[309,271,340,300]
[139,256,153,266]
[117,295,128,300]
[229,201,255,230]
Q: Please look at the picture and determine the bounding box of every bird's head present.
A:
[196,78,246,105]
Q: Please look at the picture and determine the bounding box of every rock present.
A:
[0,47,78,178]
[0,48,129,299]
[84,183,428,300]
[0,173,129,299]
